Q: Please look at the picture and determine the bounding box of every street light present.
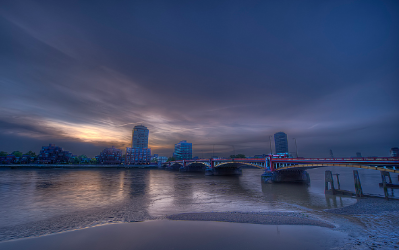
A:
[269,136,273,155]
[293,138,298,158]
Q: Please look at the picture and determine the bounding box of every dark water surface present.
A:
[0,167,397,242]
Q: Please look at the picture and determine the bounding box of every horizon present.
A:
[1,0,398,158]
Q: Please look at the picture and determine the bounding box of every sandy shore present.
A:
[167,211,335,228]
[0,197,398,249]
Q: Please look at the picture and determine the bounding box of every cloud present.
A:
[0,0,398,157]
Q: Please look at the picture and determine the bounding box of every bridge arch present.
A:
[214,161,264,169]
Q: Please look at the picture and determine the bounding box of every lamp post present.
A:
[269,136,273,155]
[293,138,298,158]
[212,144,215,158]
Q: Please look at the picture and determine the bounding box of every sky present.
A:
[0,0,398,158]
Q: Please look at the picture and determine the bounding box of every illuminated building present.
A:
[37,144,73,164]
[97,146,123,165]
[274,132,288,154]
[174,140,192,160]
[132,125,149,148]
[125,147,151,165]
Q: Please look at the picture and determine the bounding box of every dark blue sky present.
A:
[0,0,398,157]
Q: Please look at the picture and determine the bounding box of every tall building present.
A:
[126,125,151,165]
[174,140,192,160]
[391,147,399,157]
[274,132,288,154]
[132,125,149,148]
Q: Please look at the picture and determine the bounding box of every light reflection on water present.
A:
[0,167,397,234]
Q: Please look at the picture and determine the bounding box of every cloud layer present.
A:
[0,0,398,157]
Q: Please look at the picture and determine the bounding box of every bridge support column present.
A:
[353,170,363,197]
[325,170,335,195]
[333,174,341,190]
[380,171,392,199]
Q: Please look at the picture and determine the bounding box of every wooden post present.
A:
[381,171,390,199]
[334,174,341,190]
[325,170,335,195]
[353,170,363,197]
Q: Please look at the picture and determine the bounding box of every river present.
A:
[0,167,398,248]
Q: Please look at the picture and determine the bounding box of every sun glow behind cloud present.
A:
[43,119,129,146]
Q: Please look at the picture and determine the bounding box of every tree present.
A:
[90,158,97,164]
[25,151,37,157]
[0,151,8,157]
[230,154,246,159]
[12,151,23,157]
[73,157,80,164]
[167,157,176,162]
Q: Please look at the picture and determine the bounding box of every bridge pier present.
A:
[353,170,363,197]
[205,167,242,176]
[325,170,335,195]
[261,169,310,184]
[179,163,207,172]
[380,171,392,199]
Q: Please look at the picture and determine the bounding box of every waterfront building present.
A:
[97,146,123,165]
[20,154,36,164]
[391,147,399,157]
[274,132,288,154]
[0,156,6,164]
[126,125,152,165]
[125,147,151,165]
[174,140,192,160]
[150,154,168,166]
[356,152,362,158]
[37,144,73,164]
[151,154,159,162]
[132,125,149,148]
[4,154,16,164]
[157,156,168,164]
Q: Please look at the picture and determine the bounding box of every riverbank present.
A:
[167,211,334,228]
[0,220,347,250]
[0,164,160,168]
[1,198,398,249]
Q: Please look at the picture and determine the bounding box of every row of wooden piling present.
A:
[325,170,396,199]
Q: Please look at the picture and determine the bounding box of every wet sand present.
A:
[0,220,347,250]
[1,198,397,250]
[167,211,334,228]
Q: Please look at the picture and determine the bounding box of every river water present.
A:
[0,167,398,243]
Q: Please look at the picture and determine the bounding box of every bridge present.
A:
[166,156,399,172]
[165,158,267,175]
[165,156,399,198]
[269,157,399,173]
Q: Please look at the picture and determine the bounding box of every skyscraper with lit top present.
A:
[132,125,149,148]
[126,125,151,165]
[274,132,288,154]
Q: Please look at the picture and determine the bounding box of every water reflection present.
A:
[0,167,393,232]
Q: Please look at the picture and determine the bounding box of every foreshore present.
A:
[0,197,398,250]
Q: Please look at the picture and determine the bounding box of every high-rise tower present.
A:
[132,125,149,148]
[274,132,288,154]
[173,140,192,160]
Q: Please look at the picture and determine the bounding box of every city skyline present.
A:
[0,1,398,158]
